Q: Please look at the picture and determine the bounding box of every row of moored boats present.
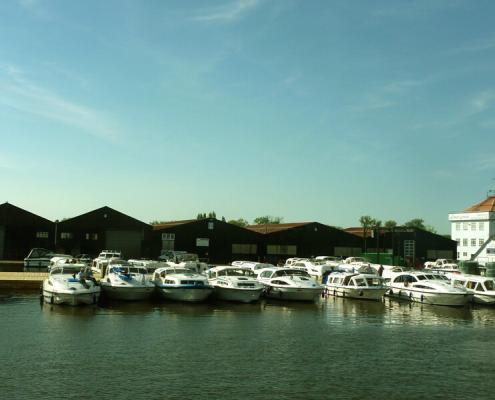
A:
[41,252,495,307]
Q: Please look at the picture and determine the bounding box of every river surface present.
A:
[1,292,494,400]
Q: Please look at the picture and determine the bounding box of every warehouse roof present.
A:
[246,222,312,234]
[152,219,198,230]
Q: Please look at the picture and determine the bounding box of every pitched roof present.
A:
[59,206,150,229]
[464,196,495,212]
[0,202,53,225]
[246,222,312,234]
[343,227,373,238]
[152,219,198,230]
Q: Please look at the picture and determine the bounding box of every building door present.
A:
[105,230,143,259]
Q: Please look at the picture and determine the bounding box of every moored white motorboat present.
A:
[325,272,387,301]
[206,266,264,303]
[159,252,209,274]
[91,250,122,274]
[448,274,495,305]
[387,271,472,306]
[286,259,336,283]
[24,248,71,272]
[42,263,100,306]
[152,266,213,302]
[99,260,154,301]
[231,260,275,275]
[257,267,324,302]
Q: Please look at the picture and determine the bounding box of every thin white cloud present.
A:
[191,0,260,23]
[472,155,495,172]
[0,65,119,141]
[352,79,422,112]
[469,90,495,113]
[372,0,463,18]
[448,37,495,55]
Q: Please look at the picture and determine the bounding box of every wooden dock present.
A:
[0,272,47,289]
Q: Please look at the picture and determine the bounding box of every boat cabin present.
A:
[451,276,495,292]
[207,267,256,279]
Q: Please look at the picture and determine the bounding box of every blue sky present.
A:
[1,0,494,233]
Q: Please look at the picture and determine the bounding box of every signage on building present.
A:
[196,238,209,247]
[449,212,491,221]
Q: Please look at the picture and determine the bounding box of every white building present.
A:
[449,196,495,265]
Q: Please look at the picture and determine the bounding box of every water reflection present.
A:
[40,302,99,317]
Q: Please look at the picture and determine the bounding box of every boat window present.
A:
[425,275,436,280]
[366,278,382,286]
[272,280,289,285]
[476,283,486,292]
[260,271,273,278]
[466,281,477,290]
[354,278,366,287]
[484,280,494,291]
[417,275,427,280]
[164,280,175,284]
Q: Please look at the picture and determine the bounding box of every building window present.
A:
[462,239,468,247]
[455,222,460,231]
[232,244,257,254]
[479,222,485,231]
[463,252,467,257]
[208,222,214,230]
[36,231,49,239]
[457,252,460,259]
[60,232,73,240]
[266,244,297,256]
[161,233,175,240]
[463,223,468,231]
[471,239,476,246]
[456,239,460,246]
[85,233,98,240]
[479,239,485,246]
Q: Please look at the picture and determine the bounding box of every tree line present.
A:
[151,212,437,233]
[149,213,283,227]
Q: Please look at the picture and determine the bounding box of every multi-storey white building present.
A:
[449,196,495,265]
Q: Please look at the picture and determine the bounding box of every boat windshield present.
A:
[274,269,310,278]
[219,268,255,277]
[110,266,145,274]
[163,267,191,275]
[417,274,436,280]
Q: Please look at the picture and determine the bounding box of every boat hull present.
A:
[473,294,495,305]
[213,286,263,303]
[387,287,472,306]
[326,286,386,301]
[100,284,154,301]
[264,286,323,302]
[157,286,213,302]
[42,288,100,306]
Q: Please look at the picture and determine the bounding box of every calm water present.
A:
[1,292,494,400]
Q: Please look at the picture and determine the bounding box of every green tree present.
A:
[253,216,283,225]
[228,218,249,227]
[384,220,397,229]
[403,218,437,233]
